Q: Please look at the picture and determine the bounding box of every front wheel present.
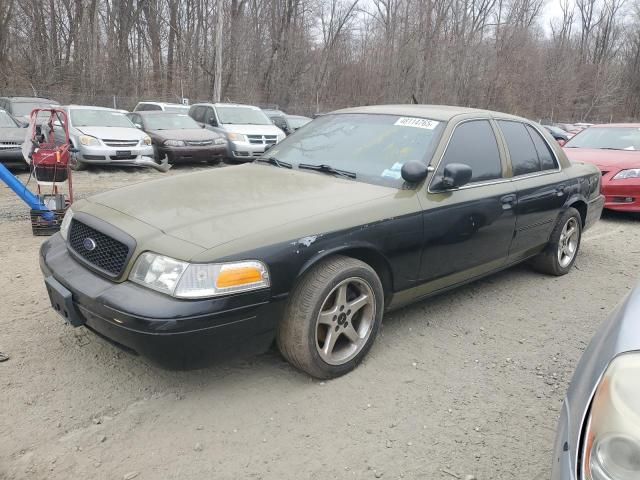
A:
[69,147,86,171]
[530,207,582,276]
[277,255,384,379]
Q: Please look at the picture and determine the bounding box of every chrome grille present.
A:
[0,141,21,149]
[185,140,213,146]
[104,140,138,147]
[68,220,130,277]
[247,134,277,145]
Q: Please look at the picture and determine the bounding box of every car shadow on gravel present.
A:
[601,210,639,223]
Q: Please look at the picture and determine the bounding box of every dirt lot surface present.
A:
[1,164,639,480]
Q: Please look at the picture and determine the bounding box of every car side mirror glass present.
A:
[400,160,429,183]
[441,163,473,189]
[134,123,142,129]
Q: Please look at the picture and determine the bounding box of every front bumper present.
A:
[550,400,575,480]
[159,143,226,164]
[0,147,25,162]
[77,144,155,166]
[228,140,272,161]
[40,233,284,368]
[601,177,640,212]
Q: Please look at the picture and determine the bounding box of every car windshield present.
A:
[0,111,19,127]
[287,116,311,129]
[144,114,200,130]
[216,106,272,125]
[12,101,57,116]
[163,105,190,114]
[263,113,444,188]
[565,127,640,151]
[71,109,134,128]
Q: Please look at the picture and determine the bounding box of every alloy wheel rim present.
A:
[315,277,376,366]
[558,217,579,268]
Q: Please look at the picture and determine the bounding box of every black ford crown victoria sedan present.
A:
[40,105,605,378]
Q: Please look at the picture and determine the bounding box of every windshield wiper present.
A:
[255,156,292,169]
[298,163,356,179]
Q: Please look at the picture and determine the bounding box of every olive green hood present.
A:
[86,163,398,252]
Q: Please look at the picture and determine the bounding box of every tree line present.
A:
[0,0,639,121]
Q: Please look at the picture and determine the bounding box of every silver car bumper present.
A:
[77,144,154,165]
[551,400,575,480]
[228,141,272,161]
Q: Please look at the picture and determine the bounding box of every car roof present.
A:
[131,111,189,116]
[589,123,640,128]
[192,102,262,110]
[65,105,121,112]
[330,104,525,122]
[137,101,187,107]
[1,96,59,103]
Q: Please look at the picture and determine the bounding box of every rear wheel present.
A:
[530,207,582,276]
[277,255,384,379]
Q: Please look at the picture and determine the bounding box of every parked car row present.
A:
[0,96,316,170]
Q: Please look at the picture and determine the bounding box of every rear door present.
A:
[496,120,569,260]
[418,119,517,285]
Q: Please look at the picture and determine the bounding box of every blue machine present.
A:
[0,163,54,221]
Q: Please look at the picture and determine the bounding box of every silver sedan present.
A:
[551,283,640,480]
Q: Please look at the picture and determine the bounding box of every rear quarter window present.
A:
[498,120,541,176]
[526,125,558,170]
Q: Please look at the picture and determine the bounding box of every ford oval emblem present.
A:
[83,237,97,251]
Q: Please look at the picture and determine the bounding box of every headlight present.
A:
[143,136,152,146]
[214,137,227,145]
[164,139,185,147]
[79,135,100,146]
[59,208,73,240]
[129,252,270,298]
[612,169,640,180]
[227,133,248,143]
[581,353,640,480]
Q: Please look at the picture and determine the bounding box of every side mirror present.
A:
[134,123,142,129]
[208,117,217,127]
[401,160,429,183]
[557,139,566,146]
[441,163,472,189]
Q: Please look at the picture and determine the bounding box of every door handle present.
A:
[555,185,567,196]
[501,194,516,209]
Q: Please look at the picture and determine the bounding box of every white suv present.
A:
[188,103,285,162]
[133,102,190,114]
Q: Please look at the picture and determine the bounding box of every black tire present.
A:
[277,255,384,379]
[530,207,582,276]
[153,145,167,164]
[69,148,86,171]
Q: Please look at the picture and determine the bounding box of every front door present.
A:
[418,119,517,287]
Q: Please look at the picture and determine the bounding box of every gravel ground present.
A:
[1,164,639,480]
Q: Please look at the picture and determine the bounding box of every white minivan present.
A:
[188,103,285,162]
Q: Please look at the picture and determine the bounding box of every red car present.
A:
[563,124,640,213]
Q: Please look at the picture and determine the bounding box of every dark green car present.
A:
[40,105,605,378]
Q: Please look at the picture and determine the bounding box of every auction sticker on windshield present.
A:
[394,117,439,130]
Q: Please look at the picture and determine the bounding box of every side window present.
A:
[149,104,162,111]
[206,108,217,126]
[437,120,502,184]
[498,120,541,176]
[526,125,558,171]
[190,106,204,122]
